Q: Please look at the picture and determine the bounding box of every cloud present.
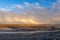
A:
[49,17,60,24]
[14,4,23,9]
[0,2,60,24]
[24,2,30,7]
[0,17,3,22]
[0,8,10,11]
[35,2,39,6]
[0,8,47,24]
[57,0,60,3]
[0,4,50,24]
[34,2,42,8]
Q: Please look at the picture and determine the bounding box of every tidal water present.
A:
[0,31,60,40]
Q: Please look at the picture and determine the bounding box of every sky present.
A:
[0,0,60,24]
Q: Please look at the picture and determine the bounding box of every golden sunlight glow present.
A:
[0,17,2,21]
[4,17,14,23]
[14,17,40,24]
[28,19,40,24]
[0,16,45,24]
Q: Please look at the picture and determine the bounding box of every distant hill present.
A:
[0,24,60,31]
[0,24,59,28]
